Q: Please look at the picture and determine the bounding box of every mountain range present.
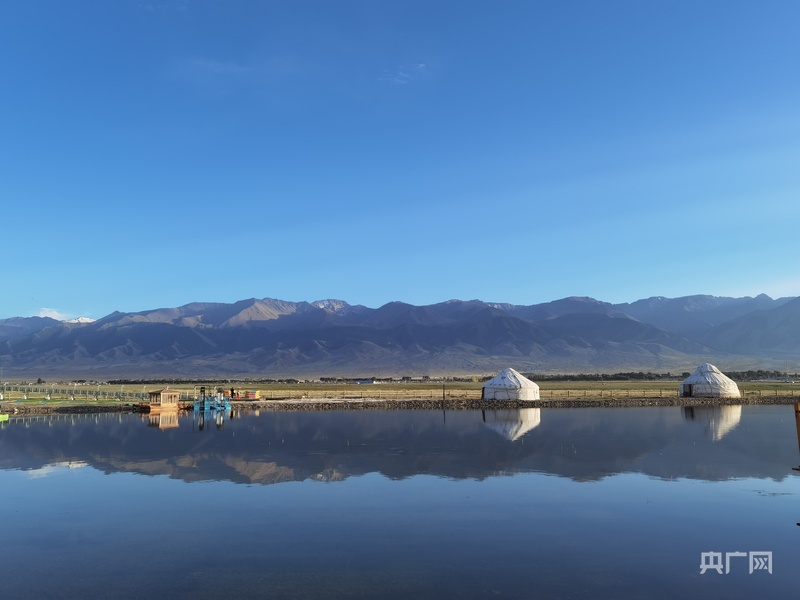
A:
[0,294,798,378]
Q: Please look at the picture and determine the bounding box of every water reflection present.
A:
[2,405,800,486]
[682,404,742,440]
[482,407,540,441]
[192,407,233,431]
[3,405,799,600]
[147,409,179,429]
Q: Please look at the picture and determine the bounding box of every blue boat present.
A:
[193,395,231,412]
[192,386,231,412]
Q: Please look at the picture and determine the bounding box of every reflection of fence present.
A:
[0,413,142,426]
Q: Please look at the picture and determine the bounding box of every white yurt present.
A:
[483,408,541,441]
[482,368,540,401]
[679,363,741,398]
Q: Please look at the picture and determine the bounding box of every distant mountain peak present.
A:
[66,317,95,324]
[312,299,350,311]
[564,296,600,302]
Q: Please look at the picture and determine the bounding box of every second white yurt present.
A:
[482,368,540,401]
[679,363,741,398]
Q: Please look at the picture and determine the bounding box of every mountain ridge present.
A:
[0,294,797,378]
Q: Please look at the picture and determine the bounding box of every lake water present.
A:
[1,405,799,599]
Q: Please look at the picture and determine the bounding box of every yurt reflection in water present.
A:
[483,408,541,441]
[683,405,742,441]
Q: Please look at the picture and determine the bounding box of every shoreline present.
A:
[2,395,798,415]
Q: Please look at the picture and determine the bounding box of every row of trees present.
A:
[54,370,800,387]
[725,370,796,381]
[523,372,682,382]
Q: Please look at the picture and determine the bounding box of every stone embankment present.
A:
[2,396,798,416]
[233,396,799,411]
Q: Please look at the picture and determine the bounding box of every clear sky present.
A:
[2,1,800,320]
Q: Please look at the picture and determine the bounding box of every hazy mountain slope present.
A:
[539,313,709,352]
[350,300,515,329]
[101,298,311,328]
[617,294,790,336]
[0,316,61,343]
[350,301,448,329]
[700,297,800,355]
[496,296,629,322]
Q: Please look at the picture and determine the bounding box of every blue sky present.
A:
[2,1,799,320]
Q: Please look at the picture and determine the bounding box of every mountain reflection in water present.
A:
[1,405,799,484]
[2,404,800,600]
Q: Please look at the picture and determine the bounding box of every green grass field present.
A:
[3,379,800,405]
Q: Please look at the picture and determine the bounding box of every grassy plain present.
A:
[3,379,800,407]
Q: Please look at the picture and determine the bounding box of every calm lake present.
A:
[1,405,799,599]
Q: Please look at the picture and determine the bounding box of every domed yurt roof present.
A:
[482,368,540,401]
[680,363,741,398]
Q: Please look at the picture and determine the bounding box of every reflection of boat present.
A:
[194,405,231,431]
[193,386,231,412]
[483,408,541,441]
[193,396,231,412]
[682,405,742,441]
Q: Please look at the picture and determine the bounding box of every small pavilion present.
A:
[148,388,180,409]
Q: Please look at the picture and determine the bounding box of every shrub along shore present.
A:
[2,394,799,416]
[3,378,799,415]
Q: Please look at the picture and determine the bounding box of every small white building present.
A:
[482,368,540,401]
[679,363,741,398]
